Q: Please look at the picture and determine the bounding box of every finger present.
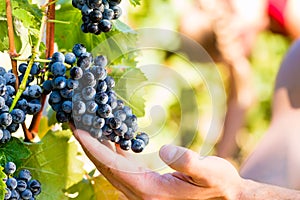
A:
[159,144,232,185]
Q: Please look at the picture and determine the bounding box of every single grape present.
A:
[87,0,102,8]
[30,62,40,75]
[131,138,145,153]
[105,76,115,89]
[6,178,17,190]
[52,76,67,89]
[90,127,102,138]
[65,52,77,65]
[60,88,74,99]
[99,19,112,32]
[90,65,107,80]
[26,102,42,115]
[96,80,108,93]
[66,79,79,90]
[82,86,96,101]
[88,23,100,34]
[73,101,86,115]
[124,128,134,140]
[114,122,128,136]
[9,189,20,200]
[108,0,121,6]
[90,9,103,22]
[18,169,32,182]
[119,138,131,151]
[16,180,27,192]
[50,62,66,76]
[81,4,93,15]
[51,52,65,63]
[97,104,112,118]
[49,91,62,104]
[7,123,20,133]
[77,55,91,70]
[4,161,16,175]
[18,63,27,74]
[0,112,13,127]
[111,5,122,19]
[103,8,114,20]
[82,114,93,126]
[4,188,11,200]
[62,101,73,114]
[27,179,41,196]
[86,100,98,113]
[27,85,42,98]
[95,92,108,105]
[107,117,122,129]
[21,189,33,200]
[56,111,69,123]
[70,66,83,80]
[11,109,26,124]
[6,85,15,96]
[4,73,16,85]
[113,109,126,121]
[136,132,149,146]
[92,116,105,129]
[72,44,87,57]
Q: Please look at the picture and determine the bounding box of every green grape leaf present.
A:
[113,67,147,117]
[22,130,85,200]
[0,167,6,200]
[0,137,31,167]
[64,178,96,200]
[38,116,53,139]
[93,175,127,200]
[128,0,141,6]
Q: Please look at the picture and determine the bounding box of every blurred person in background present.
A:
[179,0,300,159]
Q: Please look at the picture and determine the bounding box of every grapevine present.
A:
[0,0,146,199]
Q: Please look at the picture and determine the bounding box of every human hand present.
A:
[73,129,243,200]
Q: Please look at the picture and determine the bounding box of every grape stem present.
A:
[29,0,56,134]
[5,0,19,90]
[12,58,51,63]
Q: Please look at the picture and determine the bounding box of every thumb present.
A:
[159,144,220,178]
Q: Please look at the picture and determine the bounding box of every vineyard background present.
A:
[0,0,291,199]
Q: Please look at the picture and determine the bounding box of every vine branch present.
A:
[29,0,56,134]
[5,0,19,90]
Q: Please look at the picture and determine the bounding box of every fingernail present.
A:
[160,144,177,163]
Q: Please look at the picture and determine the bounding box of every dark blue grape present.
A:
[131,138,145,153]
[70,66,83,80]
[82,86,96,101]
[111,5,122,19]
[6,178,17,190]
[96,80,107,93]
[124,128,134,140]
[9,189,20,200]
[0,76,6,85]
[4,188,11,200]
[50,103,61,112]
[109,0,121,6]
[42,80,53,94]
[51,62,66,77]
[0,96,5,109]
[87,0,102,8]
[16,180,27,192]
[65,53,76,65]
[81,23,89,33]
[16,99,28,110]
[72,44,86,57]
[67,79,79,89]
[27,179,41,196]
[62,101,72,114]
[7,123,20,133]
[77,56,91,70]
[88,23,99,34]
[73,101,86,115]
[0,83,7,96]
[30,62,40,75]
[51,52,65,63]
[119,138,131,151]
[18,169,32,182]
[97,104,112,118]
[99,19,112,32]
[90,65,107,80]
[56,111,69,123]
[89,9,103,22]
[81,4,93,15]
[0,105,9,114]
[113,110,126,121]
[6,85,15,96]
[82,114,93,126]
[4,161,16,175]
[114,99,124,110]
[26,102,42,115]
[52,76,67,89]
[60,88,74,99]
[102,124,113,136]
[18,63,27,74]
[114,122,128,136]
[0,129,11,143]
[95,92,108,105]
[103,8,114,20]
[105,76,115,89]
[94,55,108,68]
[0,112,12,127]
[21,189,32,200]
[86,100,98,113]
[0,66,6,75]
[123,106,133,116]
[11,109,26,124]
[4,73,16,85]
[136,132,149,146]
[107,117,122,129]
[49,91,62,104]
[27,85,42,98]
[92,116,105,129]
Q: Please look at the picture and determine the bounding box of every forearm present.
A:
[240,179,300,200]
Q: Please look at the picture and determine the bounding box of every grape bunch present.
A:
[0,65,42,145]
[72,0,122,34]
[2,161,41,200]
[46,43,149,153]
